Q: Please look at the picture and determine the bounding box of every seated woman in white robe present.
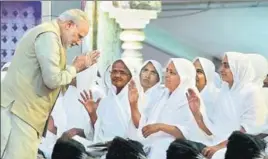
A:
[186,52,267,159]
[137,58,209,159]
[79,59,134,143]
[193,57,220,121]
[127,60,166,141]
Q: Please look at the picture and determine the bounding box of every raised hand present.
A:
[128,80,139,106]
[186,88,201,116]
[78,90,101,114]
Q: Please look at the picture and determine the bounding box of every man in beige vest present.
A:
[1,9,100,159]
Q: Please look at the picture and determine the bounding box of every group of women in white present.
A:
[4,51,265,159]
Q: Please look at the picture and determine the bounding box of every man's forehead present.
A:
[78,21,89,36]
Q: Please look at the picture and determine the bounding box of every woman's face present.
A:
[110,60,132,89]
[193,59,206,92]
[140,62,160,91]
[219,55,234,85]
[165,62,180,92]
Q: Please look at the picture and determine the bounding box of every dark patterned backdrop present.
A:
[1,1,41,68]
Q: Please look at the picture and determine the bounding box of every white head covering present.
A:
[193,57,220,120]
[210,52,267,143]
[98,64,112,95]
[223,52,255,91]
[247,53,268,87]
[93,58,136,143]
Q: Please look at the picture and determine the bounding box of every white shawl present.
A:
[93,59,136,143]
[193,57,220,121]
[209,52,266,143]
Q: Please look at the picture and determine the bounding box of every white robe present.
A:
[145,58,211,159]
[93,59,136,143]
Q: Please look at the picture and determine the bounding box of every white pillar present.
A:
[41,1,52,22]
[100,2,159,76]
